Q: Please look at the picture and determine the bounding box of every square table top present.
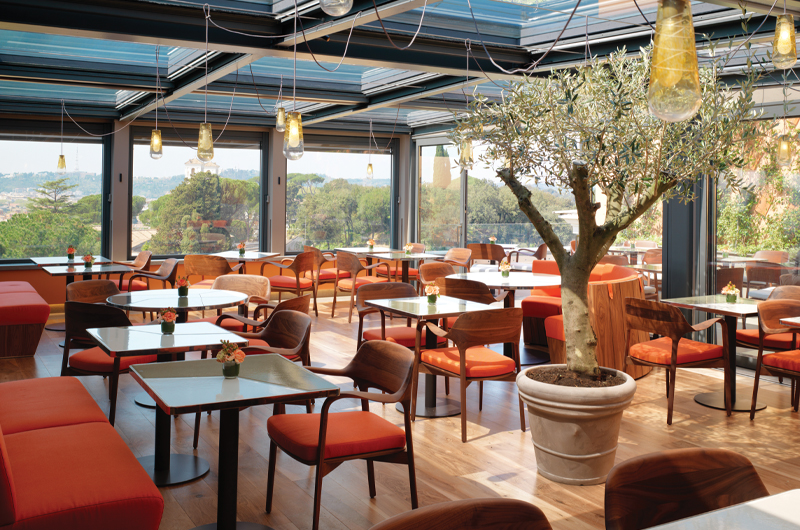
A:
[779,316,800,328]
[367,251,441,261]
[447,271,561,290]
[335,246,393,255]
[365,295,503,319]
[31,256,111,266]
[87,322,248,357]
[42,263,133,276]
[660,294,759,317]
[212,250,280,261]
[130,355,340,415]
[625,263,662,273]
[715,256,768,264]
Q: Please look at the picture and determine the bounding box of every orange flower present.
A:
[367,239,375,246]
[424,284,440,296]
[82,254,94,263]
[237,242,246,250]
[233,350,246,363]
[175,276,190,287]
[67,246,76,254]
[161,309,177,322]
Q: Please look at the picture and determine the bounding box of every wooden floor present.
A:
[4,297,800,530]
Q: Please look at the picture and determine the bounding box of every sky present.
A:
[0,140,103,174]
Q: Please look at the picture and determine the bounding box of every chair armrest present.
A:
[337,390,399,404]
[216,313,264,329]
[363,261,392,276]
[240,345,299,357]
[248,295,270,306]
[306,365,350,377]
[425,322,449,338]
[690,317,722,333]
[231,262,244,272]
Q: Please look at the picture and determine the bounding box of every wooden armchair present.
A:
[434,276,507,305]
[624,298,731,425]
[369,498,552,530]
[189,274,271,331]
[419,262,455,289]
[66,279,121,304]
[108,251,152,292]
[641,249,662,301]
[435,247,471,272]
[605,448,768,530]
[331,251,391,322]
[216,293,312,335]
[184,254,242,288]
[265,340,418,530]
[303,246,350,297]
[260,251,319,315]
[508,243,547,262]
[126,258,179,290]
[467,243,507,266]
[422,308,525,442]
[599,254,629,265]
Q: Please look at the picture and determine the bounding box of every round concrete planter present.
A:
[516,364,636,485]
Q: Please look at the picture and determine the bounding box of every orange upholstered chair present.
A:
[108,251,152,291]
[736,285,800,351]
[184,254,243,288]
[266,340,418,530]
[624,298,731,425]
[331,251,391,322]
[376,242,425,283]
[369,498,553,530]
[436,247,472,272]
[260,251,320,315]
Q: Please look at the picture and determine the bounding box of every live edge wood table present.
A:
[365,295,502,418]
[660,295,765,412]
[130,355,339,530]
[86,322,248,487]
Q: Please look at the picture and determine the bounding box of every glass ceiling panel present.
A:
[0,80,118,104]
[141,0,277,14]
[248,57,368,86]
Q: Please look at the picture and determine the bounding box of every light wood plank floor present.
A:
[4,297,800,530]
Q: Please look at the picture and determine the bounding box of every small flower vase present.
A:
[223,361,240,379]
[84,262,92,268]
[427,294,437,304]
[490,240,495,244]
[178,286,189,297]
[726,294,737,303]
[239,248,245,256]
[631,243,636,250]
[501,270,510,278]
[67,253,74,260]
[368,245,374,251]
[406,250,411,255]
[161,321,175,334]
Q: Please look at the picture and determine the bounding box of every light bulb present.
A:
[778,134,792,167]
[648,0,702,122]
[320,0,353,16]
[283,112,304,160]
[150,129,163,160]
[276,107,286,132]
[459,139,474,169]
[57,154,66,173]
[366,163,373,177]
[774,15,797,69]
[197,123,214,161]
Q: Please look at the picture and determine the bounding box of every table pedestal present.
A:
[138,406,209,487]
[503,291,516,358]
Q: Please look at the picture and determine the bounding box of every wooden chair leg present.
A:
[266,440,278,513]
[193,413,201,449]
[518,395,526,432]
[751,352,764,420]
[478,381,483,411]
[366,459,377,498]
[312,463,325,530]
[666,365,677,426]
[460,379,468,442]
[331,287,338,318]
[347,289,356,323]
[406,449,418,509]
[665,367,670,397]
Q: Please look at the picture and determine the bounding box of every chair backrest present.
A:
[443,247,471,265]
[303,245,334,270]
[634,240,658,249]
[336,251,365,277]
[343,340,416,402]
[407,242,425,253]
[716,267,744,294]
[757,299,800,337]
[152,258,179,287]
[747,264,785,286]
[604,448,768,530]
[447,308,523,352]
[418,262,455,285]
[356,282,418,314]
[599,255,629,266]
[533,243,547,260]
[467,243,506,263]
[270,294,312,316]
[434,277,503,305]
[753,250,789,264]
[368,498,552,530]
[66,279,121,304]
[570,240,577,253]
[64,301,132,342]
[768,285,800,300]
[184,255,234,278]
[131,250,152,270]
[258,309,312,363]
[624,297,693,344]
[642,249,662,265]
[211,274,271,299]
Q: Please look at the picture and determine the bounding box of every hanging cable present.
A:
[370,0,430,50]
[249,64,273,115]
[275,74,283,112]
[294,0,360,72]
[632,0,655,32]
[215,66,239,141]
[205,6,210,122]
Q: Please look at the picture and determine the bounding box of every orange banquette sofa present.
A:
[0,377,163,530]
[0,282,49,358]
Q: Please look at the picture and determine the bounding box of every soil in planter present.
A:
[527,366,626,388]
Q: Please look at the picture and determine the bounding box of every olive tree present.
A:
[451,48,760,376]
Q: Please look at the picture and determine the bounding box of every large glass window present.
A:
[285,146,392,252]
[0,139,104,259]
[418,144,462,250]
[131,131,261,256]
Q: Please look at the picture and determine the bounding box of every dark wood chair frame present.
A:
[418,262,456,290]
[260,251,320,316]
[624,297,731,425]
[105,250,152,289]
[433,276,507,305]
[216,293,312,334]
[467,243,507,267]
[435,248,472,272]
[368,498,552,530]
[331,251,392,323]
[355,282,419,350]
[265,341,419,530]
[508,243,547,263]
[125,258,180,320]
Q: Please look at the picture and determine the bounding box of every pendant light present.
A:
[58,100,66,173]
[284,8,303,160]
[275,75,286,132]
[459,139,474,170]
[198,15,214,161]
[647,0,702,122]
[150,46,163,159]
[774,8,797,70]
[778,134,792,167]
[366,119,374,178]
[320,0,353,16]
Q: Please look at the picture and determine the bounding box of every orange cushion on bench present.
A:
[736,329,800,350]
[763,350,800,372]
[0,282,37,294]
[0,293,50,326]
[544,315,565,342]
[629,337,723,365]
[5,422,163,530]
[521,296,563,318]
[68,347,157,373]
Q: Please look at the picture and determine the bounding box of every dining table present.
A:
[660,295,765,412]
[130,355,339,530]
[335,246,394,276]
[86,322,248,487]
[31,255,112,267]
[365,295,503,418]
[212,250,279,273]
[607,246,648,264]
[106,289,247,323]
[367,251,440,284]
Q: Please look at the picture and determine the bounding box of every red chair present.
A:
[266,340,418,530]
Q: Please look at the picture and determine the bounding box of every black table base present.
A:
[397,396,461,418]
[45,322,66,332]
[694,388,766,412]
[135,393,157,408]
[140,406,210,487]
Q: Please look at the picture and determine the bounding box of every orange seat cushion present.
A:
[190,315,246,332]
[421,346,516,378]
[628,337,723,365]
[531,286,562,297]
[0,282,37,294]
[68,347,157,373]
[304,269,351,281]
[736,329,800,350]
[337,276,387,290]
[521,296,563,318]
[5,422,164,530]
[377,267,419,277]
[190,279,215,289]
[267,410,406,462]
[763,350,800,372]
[362,326,446,348]
[530,261,561,275]
[118,279,148,292]
[544,315,565,342]
[269,275,313,289]
[247,338,269,348]
[0,292,50,326]
[0,377,107,436]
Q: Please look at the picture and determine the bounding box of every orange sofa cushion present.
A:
[267,410,406,462]
[118,279,148,292]
[4,422,163,530]
[269,276,313,289]
[0,378,107,436]
[0,293,50,327]
[337,276,387,290]
[0,424,16,527]
[68,347,157,373]
[589,264,639,282]
[421,346,516,378]
[544,315,565,342]
[304,269,351,281]
[521,296,563,318]
[736,329,800,350]
[531,286,562,297]
[0,282,37,295]
[763,350,800,372]
[362,326,446,348]
[530,261,561,275]
[629,337,723,365]
[190,315,246,332]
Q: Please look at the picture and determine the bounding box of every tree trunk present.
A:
[559,259,600,376]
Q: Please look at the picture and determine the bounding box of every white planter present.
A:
[516,364,636,485]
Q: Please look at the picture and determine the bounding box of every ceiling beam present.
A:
[701,0,800,16]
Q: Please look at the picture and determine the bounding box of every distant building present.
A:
[185,158,221,179]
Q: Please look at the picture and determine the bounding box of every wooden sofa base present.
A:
[0,322,45,358]
[547,337,652,379]
[522,316,549,350]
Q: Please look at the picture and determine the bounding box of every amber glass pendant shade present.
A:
[57,154,66,172]
[366,163,373,177]
[150,129,163,159]
[320,0,352,16]
[778,134,792,167]
[276,107,286,132]
[283,112,304,160]
[647,0,702,122]
[197,123,214,161]
[774,15,797,70]
[459,140,474,169]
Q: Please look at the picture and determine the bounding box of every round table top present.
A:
[446,272,561,290]
[107,289,248,312]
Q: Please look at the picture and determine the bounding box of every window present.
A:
[418,144,462,251]
[285,144,393,252]
[0,139,104,259]
[131,129,261,256]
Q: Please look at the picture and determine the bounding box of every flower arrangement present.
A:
[425,284,440,304]
[404,243,414,255]
[82,254,94,267]
[175,276,190,296]
[721,281,740,303]
[237,241,246,256]
[67,246,76,259]
[499,258,511,277]
[367,238,375,250]
[489,236,497,244]
[217,340,246,378]
[160,308,177,334]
